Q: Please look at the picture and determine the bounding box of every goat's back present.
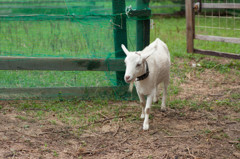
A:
[146,38,170,65]
[147,38,170,84]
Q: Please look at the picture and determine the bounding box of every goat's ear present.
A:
[142,49,154,60]
[121,44,129,56]
[142,44,157,60]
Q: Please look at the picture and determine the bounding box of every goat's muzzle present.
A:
[125,76,131,83]
[125,75,135,83]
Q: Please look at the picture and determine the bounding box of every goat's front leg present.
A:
[143,94,153,130]
[138,93,146,119]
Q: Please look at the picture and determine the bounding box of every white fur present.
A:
[121,38,170,130]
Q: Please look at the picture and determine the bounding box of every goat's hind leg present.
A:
[161,81,168,111]
[153,84,160,104]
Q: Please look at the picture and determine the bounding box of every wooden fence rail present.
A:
[202,3,240,9]
[0,57,125,71]
[195,35,240,44]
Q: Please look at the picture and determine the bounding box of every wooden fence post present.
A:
[136,0,150,51]
[185,0,194,53]
[112,0,128,85]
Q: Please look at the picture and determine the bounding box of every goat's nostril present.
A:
[125,76,130,80]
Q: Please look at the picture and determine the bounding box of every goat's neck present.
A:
[137,61,149,81]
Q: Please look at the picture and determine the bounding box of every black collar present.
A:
[137,61,149,81]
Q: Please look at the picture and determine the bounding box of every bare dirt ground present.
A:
[0,58,239,159]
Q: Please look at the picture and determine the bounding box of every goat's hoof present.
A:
[143,124,149,130]
[140,114,145,119]
[153,100,159,104]
[161,107,166,112]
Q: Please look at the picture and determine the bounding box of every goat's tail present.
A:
[128,81,134,92]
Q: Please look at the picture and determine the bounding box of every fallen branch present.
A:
[164,135,194,138]
[78,114,131,129]
[15,130,39,139]
[79,139,129,155]
[233,152,240,158]
[120,138,128,145]
[187,147,198,159]
[78,143,119,156]
[226,121,237,124]
[230,129,240,132]
[208,93,224,96]
[229,141,239,144]
[98,112,110,119]
[113,124,120,137]
[121,152,133,159]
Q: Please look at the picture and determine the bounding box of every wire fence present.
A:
[186,0,240,58]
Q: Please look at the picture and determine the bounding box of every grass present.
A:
[8,100,139,134]
[199,59,240,73]
[1,15,240,89]
[15,115,28,121]
[200,128,230,141]
[167,95,239,113]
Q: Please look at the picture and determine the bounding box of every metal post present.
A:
[136,0,150,51]
[112,0,127,85]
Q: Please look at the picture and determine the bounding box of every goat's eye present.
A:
[136,63,141,67]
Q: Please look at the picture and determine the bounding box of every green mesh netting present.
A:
[0,0,140,57]
[0,0,150,99]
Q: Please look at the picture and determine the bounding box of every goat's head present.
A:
[121,44,154,83]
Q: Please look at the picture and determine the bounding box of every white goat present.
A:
[121,38,170,130]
